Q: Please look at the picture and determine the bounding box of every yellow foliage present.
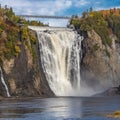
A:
[16,41,22,46]
[107,111,120,118]
[89,13,94,17]
[22,28,28,40]
[15,45,21,53]
[114,111,120,115]
[29,34,36,44]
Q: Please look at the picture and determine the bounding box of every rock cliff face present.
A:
[81,30,120,91]
[0,31,54,97]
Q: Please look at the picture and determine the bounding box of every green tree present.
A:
[89,7,93,13]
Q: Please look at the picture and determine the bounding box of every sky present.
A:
[0,0,120,26]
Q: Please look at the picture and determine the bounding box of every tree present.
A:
[5,5,7,9]
[71,15,78,18]
[82,11,88,18]
[89,7,93,13]
[10,7,13,13]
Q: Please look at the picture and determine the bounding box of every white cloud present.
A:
[95,6,120,11]
[74,0,90,7]
[0,0,72,15]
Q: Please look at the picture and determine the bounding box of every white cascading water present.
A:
[28,26,86,96]
[0,66,10,97]
[36,28,83,96]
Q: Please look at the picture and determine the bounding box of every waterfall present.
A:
[37,30,83,96]
[36,28,83,96]
[0,66,10,97]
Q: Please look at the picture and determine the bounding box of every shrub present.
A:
[93,44,99,51]
[15,45,21,53]
[114,111,120,115]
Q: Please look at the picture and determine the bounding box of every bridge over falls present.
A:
[18,15,71,19]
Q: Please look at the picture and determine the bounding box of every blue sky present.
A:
[0,0,120,26]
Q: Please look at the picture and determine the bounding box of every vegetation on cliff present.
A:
[70,8,120,47]
[0,5,46,64]
[107,110,120,118]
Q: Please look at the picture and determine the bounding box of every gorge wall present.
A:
[70,11,120,94]
[81,30,120,92]
[0,30,54,97]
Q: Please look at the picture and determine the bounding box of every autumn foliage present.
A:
[70,8,120,47]
[100,8,120,16]
[0,5,45,63]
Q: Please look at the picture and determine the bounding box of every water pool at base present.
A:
[0,96,120,120]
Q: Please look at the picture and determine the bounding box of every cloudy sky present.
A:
[0,0,120,26]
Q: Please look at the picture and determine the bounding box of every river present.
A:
[0,96,120,120]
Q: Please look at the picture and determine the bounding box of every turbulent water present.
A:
[36,28,83,96]
[0,66,10,97]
